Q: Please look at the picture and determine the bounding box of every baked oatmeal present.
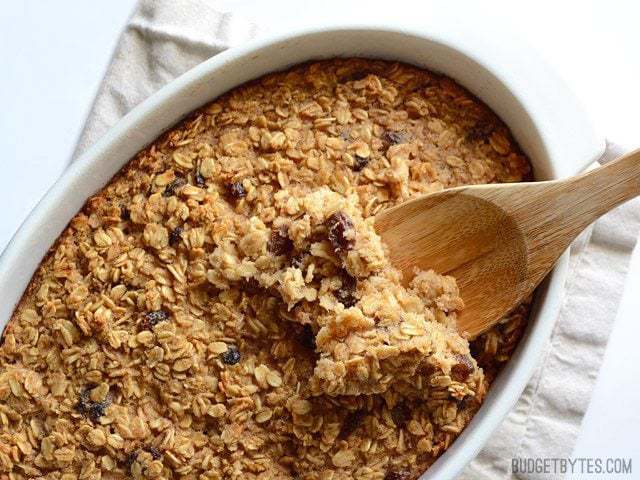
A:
[0,59,531,480]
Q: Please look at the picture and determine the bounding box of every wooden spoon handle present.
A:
[519,148,640,287]
[567,147,640,224]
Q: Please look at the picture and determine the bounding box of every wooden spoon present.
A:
[375,148,640,338]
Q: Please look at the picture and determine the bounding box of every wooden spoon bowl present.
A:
[375,149,640,337]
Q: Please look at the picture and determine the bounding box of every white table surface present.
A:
[2,0,639,475]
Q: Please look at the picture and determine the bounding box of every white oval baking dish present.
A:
[0,26,604,479]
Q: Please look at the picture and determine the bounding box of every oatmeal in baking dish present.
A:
[0,59,531,479]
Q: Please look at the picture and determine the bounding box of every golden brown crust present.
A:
[0,58,530,480]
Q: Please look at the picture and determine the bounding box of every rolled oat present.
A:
[0,58,531,479]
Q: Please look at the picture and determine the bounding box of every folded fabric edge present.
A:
[70,0,260,162]
[463,142,640,480]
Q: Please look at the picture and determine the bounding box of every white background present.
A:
[2,0,639,476]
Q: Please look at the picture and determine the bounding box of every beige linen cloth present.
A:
[72,1,640,478]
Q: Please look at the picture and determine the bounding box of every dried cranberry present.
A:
[195,173,206,188]
[352,155,369,172]
[225,181,246,199]
[326,211,355,254]
[141,310,170,330]
[451,354,474,382]
[390,403,411,427]
[169,226,183,246]
[335,273,357,308]
[268,226,293,256]
[163,177,186,197]
[339,409,366,439]
[384,469,411,480]
[221,345,241,365]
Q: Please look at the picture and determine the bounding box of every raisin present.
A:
[451,354,474,381]
[297,324,316,351]
[120,207,131,221]
[147,446,162,460]
[87,403,107,423]
[382,131,404,147]
[75,386,110,423]
[163,177,186,197]
[335,273,357,308]
[466,121,495,142]
[290,252,306,269]
[390,403,411,427]
[352,155,369,172]
[340,70,369,82]
[221,345,241,365]
[141,310,170,330]
[225,181,246,199]
[242,278,262,295]
[384,469,411,480]
[469,339,482,360]
[457,395,474,411]
[195,173,206,188]
[125,451,139,472]
[268,226,293,256]
[339,409,366,439]
[337,292,356,309]
[75,389,91,414]
[169,226,183,246]
[326,211,355,254]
